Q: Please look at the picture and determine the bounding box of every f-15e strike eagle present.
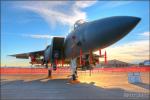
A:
[10,16,141,80]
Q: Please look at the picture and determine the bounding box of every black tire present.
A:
[48,70,52,77]
[72,74,76,80]
[75,70,77,75]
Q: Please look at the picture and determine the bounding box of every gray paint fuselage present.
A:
[64,16,141,59]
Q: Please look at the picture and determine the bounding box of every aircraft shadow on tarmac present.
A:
[1,77,149,100]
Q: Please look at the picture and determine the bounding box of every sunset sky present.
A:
[1,1,149,67]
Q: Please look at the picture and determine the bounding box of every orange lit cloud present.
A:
[95,32,149,63]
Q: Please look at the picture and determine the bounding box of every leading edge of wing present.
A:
[8,50,44,59]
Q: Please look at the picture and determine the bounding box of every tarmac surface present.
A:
[1,70,150,100]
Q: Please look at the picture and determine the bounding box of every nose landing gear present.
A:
[70,58,79,82]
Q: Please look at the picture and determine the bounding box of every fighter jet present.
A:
[10,16,141,80]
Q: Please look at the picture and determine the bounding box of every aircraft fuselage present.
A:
[64,16,141,59]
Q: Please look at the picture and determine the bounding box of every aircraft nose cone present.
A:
[131,17,141,24]
[85,16,141,50]
[118,16,141,31]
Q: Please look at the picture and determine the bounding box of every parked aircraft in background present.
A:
[10,16,141,80]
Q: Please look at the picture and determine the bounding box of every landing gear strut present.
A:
[71,67,77,81]
[45,62,52,77]
[48,68,52,77]
[72,74,76,80]
[70,57,77,80]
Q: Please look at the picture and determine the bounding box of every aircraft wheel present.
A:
[48,69,52,77]
[72,74,76,80]
[75,70,77,75]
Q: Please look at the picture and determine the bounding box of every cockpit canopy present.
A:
[68,19,86,34]
[74,19,86,30]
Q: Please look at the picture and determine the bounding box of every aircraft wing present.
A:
[9,50,44,59]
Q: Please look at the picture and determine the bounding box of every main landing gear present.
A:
[72,69,77,80]
[70,68,80,84]
[70,58,78,81]
[46,63,57,78]
[48,68,52,77]
[45,62,52,77]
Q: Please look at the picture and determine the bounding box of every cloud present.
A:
[75,1,97,8]
[109,40,149,63]
[103,1,132,8]
[139,31,149,37]
[22,34,65,39]
[22,34,52,39]
[14,1,96,28]
[95,32,149,64]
